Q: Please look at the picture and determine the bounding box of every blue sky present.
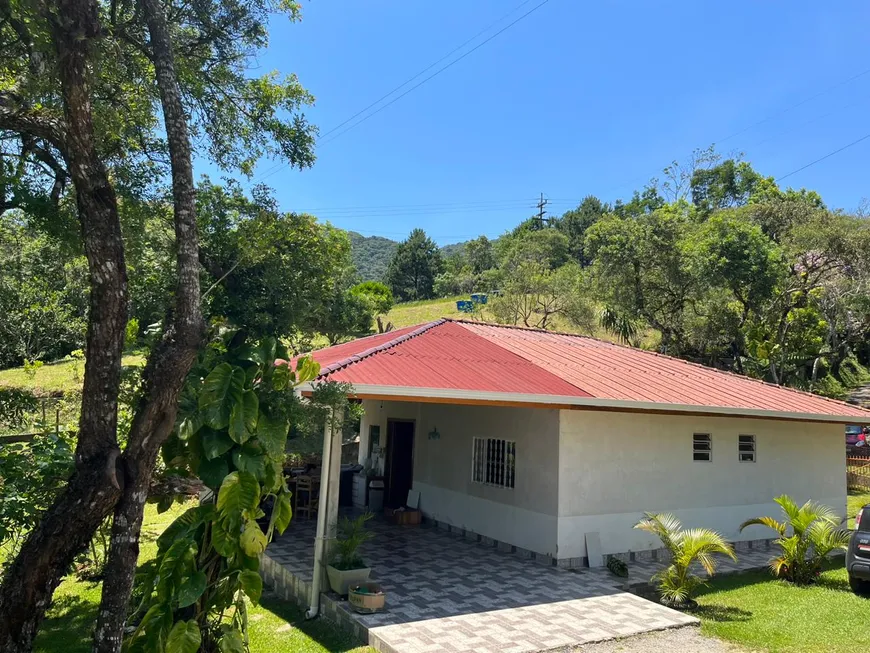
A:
[196,1,870,245]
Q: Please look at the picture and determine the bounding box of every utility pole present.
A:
[532,192,550,229]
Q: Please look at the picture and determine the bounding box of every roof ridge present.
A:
[318,319,446,378]
[447,318,870,416]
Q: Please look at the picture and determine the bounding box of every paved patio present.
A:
[263,516,698,653]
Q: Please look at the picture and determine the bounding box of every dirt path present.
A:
[571,626,753,653]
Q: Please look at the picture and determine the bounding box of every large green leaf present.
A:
[157,538,197,601]
[177,570,208,608]
[270,491,293,535]
[232,443,266,480]
[262,459,283,493]
[218,628,245,653]
[239,569,263,604]
[228,390,259,444]
[240,519,267,557]
[126,602,172,653]
[157,505,214,552]
[256,411,289,457]
[211,520,238,557]
[166,620,201,653]
[295,356,320,383]
[217,472,260,529]
[201,428,235,460]
[237,338,276,366]
[198,456,229,491]
[199,363,245,430]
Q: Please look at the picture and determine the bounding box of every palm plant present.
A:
[634,513,737,608]
[740,495,849,584]
[330,512,375,571]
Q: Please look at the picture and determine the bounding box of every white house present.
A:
[298,318,870,566]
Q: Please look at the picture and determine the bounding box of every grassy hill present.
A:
[385,295,660,348]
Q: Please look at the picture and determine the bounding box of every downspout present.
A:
[306,406,333,619]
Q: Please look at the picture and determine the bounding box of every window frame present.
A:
[692,433,712,462]
[472,437,516,489]
[738,434,756,463]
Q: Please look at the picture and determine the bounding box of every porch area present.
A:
[261,514,699,653]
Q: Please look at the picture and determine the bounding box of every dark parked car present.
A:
[848,504,870,595]
[847,425,865,447]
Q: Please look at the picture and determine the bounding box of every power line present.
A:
[316,0,536,142]
[776,132,870,182]
[715,66,870,145]
[254,0,538,182]
[258,0,552,182]
[317,0,551,145]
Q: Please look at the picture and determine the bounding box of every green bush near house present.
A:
[634,512,736,608]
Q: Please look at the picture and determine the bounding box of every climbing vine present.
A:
[125,329,319,653]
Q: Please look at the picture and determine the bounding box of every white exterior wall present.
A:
[557,410,847,559]
[362,399,560,555]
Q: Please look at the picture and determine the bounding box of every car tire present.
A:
[849,575,870,596]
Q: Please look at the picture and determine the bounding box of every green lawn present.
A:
[691,491,870,653]
[34,502,372,653]
[697,560,868,653]
[0,353,145,395]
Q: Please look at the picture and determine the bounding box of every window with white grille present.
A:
[472,438,515,488]
[693,433,711,462]
[738,434,756,462]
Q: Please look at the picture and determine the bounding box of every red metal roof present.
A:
[297,318,870,420]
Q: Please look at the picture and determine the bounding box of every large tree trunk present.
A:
[0,0,128,649]
[93,0,203,648]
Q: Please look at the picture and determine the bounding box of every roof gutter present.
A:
[299,382,870,425]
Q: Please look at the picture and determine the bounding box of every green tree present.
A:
[0,0,317,645]
[556,196,607,266]
[690,159,767,212]
[465,235,495,274]
[585,203,700,352]
[386,228,443,301]
[197,180,355,340]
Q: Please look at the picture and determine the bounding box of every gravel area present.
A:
[570,626,750,653]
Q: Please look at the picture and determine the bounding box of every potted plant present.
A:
[634,512,736,610]
[327,512,375,595]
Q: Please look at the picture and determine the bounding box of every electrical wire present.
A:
[257,0,552,182]
[776,132,870,182]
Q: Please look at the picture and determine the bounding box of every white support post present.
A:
[358,405,369,466]
[325,406,344,552]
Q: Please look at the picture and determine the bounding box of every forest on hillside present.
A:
[3,147,870,399]
[378,149,870,399]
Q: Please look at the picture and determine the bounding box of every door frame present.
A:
[385,418,415,507]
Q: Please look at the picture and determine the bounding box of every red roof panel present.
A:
[296,318,870,419]
[319,321,589,397]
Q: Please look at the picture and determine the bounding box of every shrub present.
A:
[634,512,736,607]
[740,495,850,584]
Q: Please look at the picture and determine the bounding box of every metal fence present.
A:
[848,456,870,491]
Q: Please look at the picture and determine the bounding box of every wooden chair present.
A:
[294,475,318,521]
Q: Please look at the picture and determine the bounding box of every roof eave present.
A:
[298,382,870,425]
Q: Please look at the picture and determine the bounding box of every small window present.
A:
[738,434,756,463]
[472,438,515,488]
[693,433,711,462]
